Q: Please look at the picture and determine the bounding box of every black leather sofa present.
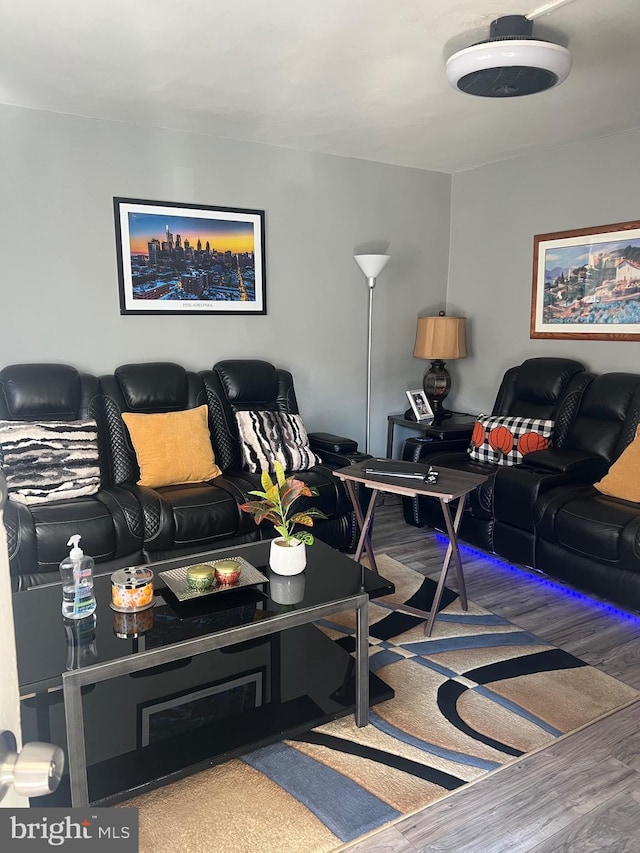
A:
[402,357,640,612]
[1,360,367,590]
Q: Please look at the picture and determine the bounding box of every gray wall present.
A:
[0,105,451,456]
[448,128,640,416]
[11,104,634,453]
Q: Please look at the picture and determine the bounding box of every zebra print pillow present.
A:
[0,419,101,505]
[235,411,320,473]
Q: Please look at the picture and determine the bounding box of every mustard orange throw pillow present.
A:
[121,405,221,487]
[594,424,640,502]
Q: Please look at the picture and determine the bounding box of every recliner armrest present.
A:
[308,432,367,467]
[308,432,358,454]
[402,436,470,463]
[521,448,609,481]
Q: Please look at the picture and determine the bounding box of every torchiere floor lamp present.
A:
[354,253,390,454]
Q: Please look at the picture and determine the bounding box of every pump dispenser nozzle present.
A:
[67,535,83,560]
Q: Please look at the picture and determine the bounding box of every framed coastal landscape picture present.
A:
[530,220,640,340]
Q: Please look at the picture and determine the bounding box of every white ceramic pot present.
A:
[269,538,307,576]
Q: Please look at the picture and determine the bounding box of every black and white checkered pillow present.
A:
[235,411,321,473]
[468,415,554,466]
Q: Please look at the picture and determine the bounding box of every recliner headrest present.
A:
[214,360,279,404]
[515,358,584,404]
[0,364,82,419]
[114,363,189,411]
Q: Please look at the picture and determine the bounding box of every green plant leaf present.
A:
[294,531,314,545]
[274,460,286,488]
[260,469,274,493]
[305,508,328,519]
[265,482,280,505]
[239,502,281,525]
[279,478,312,513]
[289,511,314,528]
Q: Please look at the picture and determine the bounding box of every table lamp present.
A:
[413,314,467,417]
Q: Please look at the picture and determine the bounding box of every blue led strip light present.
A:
[433,534,640,624]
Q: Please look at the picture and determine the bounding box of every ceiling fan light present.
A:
[446,15,572,98]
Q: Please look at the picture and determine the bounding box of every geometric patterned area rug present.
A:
[120,554,639,853]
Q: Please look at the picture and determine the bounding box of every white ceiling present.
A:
[1,0,639,173]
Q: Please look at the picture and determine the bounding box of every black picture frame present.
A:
[114,197,267,315]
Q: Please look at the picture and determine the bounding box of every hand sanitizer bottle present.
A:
[60,535,96,619]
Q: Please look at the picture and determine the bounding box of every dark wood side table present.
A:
[386,412,477,458]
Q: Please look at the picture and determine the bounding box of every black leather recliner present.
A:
[99,362,261,562]
[200,359,367,552]
[0,364,144,590]
[493,372,640,567]
[400,357,588,553]
[534,373,640,608]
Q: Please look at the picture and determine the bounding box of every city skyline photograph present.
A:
[128,212,255,257]
[114,198,266,315]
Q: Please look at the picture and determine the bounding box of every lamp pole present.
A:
[365,273,375,455]
[354,254,390,454]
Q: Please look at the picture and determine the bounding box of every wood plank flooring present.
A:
[345,498,640,853]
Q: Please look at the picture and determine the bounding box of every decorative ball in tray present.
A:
[186,564,215,590]
[213,559,242,585]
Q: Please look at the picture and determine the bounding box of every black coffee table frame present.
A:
[63,589,370,807]
[14,539,393,808]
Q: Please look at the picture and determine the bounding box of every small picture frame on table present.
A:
[406,389,434,421]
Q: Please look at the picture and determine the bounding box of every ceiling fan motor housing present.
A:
[446,14,572,97]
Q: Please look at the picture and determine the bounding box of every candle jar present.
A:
[110,567,154,612]
[214,559,242,585]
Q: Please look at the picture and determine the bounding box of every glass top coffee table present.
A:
[14,539,394,807]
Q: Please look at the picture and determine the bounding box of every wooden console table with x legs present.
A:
[333,458,488,636]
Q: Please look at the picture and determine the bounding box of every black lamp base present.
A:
[423,360,452,418]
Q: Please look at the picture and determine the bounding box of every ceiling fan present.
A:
[446,0,576,97]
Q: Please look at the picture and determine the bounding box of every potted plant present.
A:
[239,461,327,575]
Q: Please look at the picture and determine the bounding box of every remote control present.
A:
[363,469,427,480]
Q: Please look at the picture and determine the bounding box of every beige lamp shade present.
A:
[414,316,467,360]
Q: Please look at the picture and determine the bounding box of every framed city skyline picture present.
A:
[114,197,266,315]
[530,219,640,340]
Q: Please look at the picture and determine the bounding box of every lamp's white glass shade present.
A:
[446,40,572,92]
[354,254,390,278]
